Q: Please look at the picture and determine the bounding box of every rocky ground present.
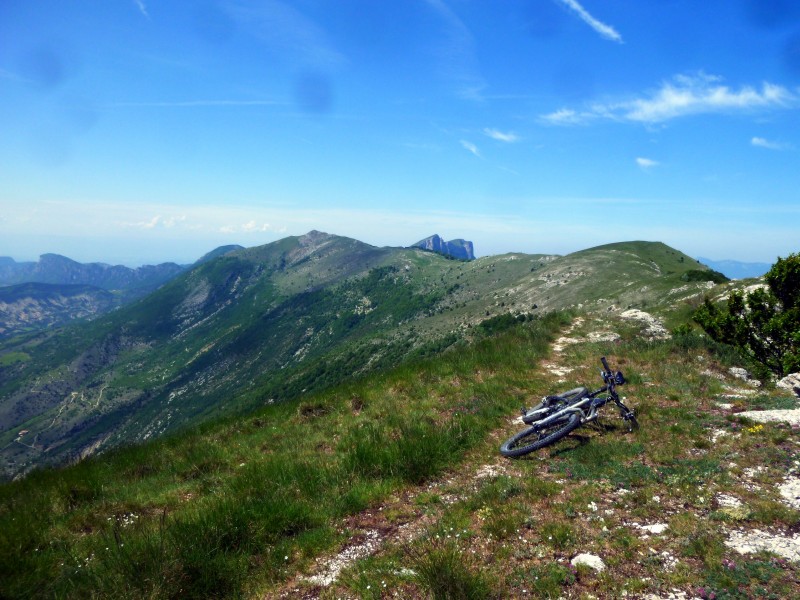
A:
[269,312,800,599]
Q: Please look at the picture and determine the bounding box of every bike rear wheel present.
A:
[500,412,582,457]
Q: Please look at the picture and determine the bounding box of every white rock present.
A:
[716,494,743,508]
[736,409,800,426]
[639,523,669,535]
[571,553,606,571]
[620,309,670,339]
[725,528,800,562]
[778,476,800,510]
[777,373,800,396]
[729,367,750,381]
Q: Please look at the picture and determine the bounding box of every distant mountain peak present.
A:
[412,234,475,260]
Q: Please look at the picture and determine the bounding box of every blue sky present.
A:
[1,0,799,265]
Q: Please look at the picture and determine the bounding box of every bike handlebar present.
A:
[601,356,611,373]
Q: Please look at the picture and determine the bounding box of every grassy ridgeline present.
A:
[0,312,571,599]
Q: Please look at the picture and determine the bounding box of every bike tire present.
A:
[500,412,582,458]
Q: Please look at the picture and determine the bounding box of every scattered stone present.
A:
[716,494,743,508]
[743,466,766,478]
[638,523,669,535]
[474,463,506,480]
[777,373,800,398]
[728,367,762,388]
[571,553,606,571]
[305,530,381,586]
[586,331,621,343]
[619,309,670,339]
[778,475,800,510]
[736,409,800,426]
[725,528,800,562]
[710,429,733,442]
[701,369,725,381]
[716,494,750,519]
[542,362,574,377]
[729,367,750,381]
[644,591,701,600]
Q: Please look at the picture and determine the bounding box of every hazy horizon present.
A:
[2,1,799,265]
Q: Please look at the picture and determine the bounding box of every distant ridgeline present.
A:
[696,257,771,280]
[0,248,243,338]
[0,253,186,290]
[412,234,475,260]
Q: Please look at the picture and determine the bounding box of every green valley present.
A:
[1,232,724,479]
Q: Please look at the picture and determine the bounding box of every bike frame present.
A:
[531,383,621,430]
[527,357,632,431]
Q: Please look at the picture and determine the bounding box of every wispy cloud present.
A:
[124,215,188,229]
[541,73,795,125]
[636,157,659,169]
[424,0,486,99]
[225,1,345,69]
[106,99,285,109]
[751,136,793,151]
[483,128,520,143]
[134,0,149,19]
[540,108,584,125]
[556,0,623,43]
[460,140,481,157]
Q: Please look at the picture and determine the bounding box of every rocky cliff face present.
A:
[412,235,475,260]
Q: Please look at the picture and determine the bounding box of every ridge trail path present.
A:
[270,314,800,599]
[272,316,604,598]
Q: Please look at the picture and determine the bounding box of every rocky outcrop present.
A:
[412,234,475,260]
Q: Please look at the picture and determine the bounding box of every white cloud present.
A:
[636,157,659,169]
[751,136,792,151]
[540,108,586,125]
[483,128,520,143]
[541,73,796,125]
[460,140,481,157]
[556,0,623,43]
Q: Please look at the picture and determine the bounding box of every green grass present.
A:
[0,312,568,599]
[0,351,30,366]
[4,303,800,599]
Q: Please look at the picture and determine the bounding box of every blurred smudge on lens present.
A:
[522,1,566,38]
[19,46,64,91]
[192,2,236,45]
[783,32,800,78]
[745,0,800,29]
[293,72,334,114]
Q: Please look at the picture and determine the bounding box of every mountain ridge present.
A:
[0,232,722,479]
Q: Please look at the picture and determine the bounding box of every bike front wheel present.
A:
[500,412,582,458]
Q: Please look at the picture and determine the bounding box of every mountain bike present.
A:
[499,357,638,458]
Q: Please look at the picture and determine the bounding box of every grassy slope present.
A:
[0,236,725,480]
[2,310,799,599]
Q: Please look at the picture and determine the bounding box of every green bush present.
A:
[694,253,800,377]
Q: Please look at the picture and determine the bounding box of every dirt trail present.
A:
[269,316,800,599]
